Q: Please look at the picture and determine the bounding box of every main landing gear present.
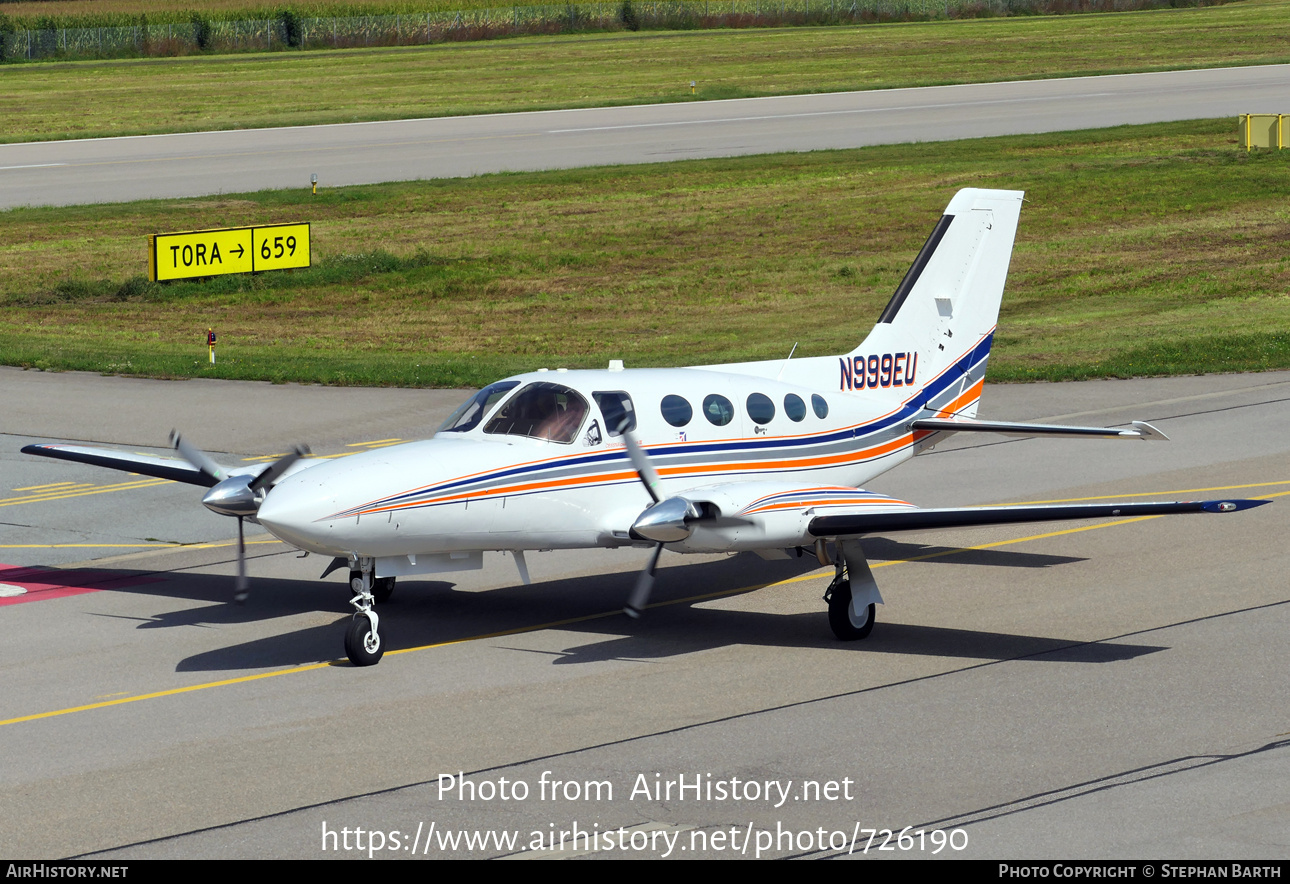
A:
[825,574,875,640]
[821,539,883,642]
[345,558,393,666]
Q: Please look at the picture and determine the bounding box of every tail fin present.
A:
[842,188,1024,419]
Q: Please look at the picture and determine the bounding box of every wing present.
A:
[809,498,1270,537]
[909,417,1168,441]
[22,442,217,487]
[20,441,321,488]
[640,479,1271,553]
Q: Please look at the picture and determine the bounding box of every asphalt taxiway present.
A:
[1,369,1286,858]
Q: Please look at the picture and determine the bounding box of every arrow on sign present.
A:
[230,244,245,259]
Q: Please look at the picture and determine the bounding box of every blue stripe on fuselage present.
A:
[357,334,994,511]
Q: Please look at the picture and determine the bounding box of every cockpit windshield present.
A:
[483,382,589,444]
[436,381,520,435]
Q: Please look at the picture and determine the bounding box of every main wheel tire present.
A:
[828,581,876,641]
[344,615,383,666]
[372,576,395,604]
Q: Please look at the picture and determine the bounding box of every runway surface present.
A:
[2,369,1286,858]
[2,64,1288,209]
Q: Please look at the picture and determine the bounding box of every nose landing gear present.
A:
[345,559,384,666]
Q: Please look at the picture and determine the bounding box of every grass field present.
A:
[2,119,1288,388]
[4,0,1290,143]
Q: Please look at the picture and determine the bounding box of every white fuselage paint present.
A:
[254,362,947,565]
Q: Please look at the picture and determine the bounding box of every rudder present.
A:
[840,188,1024,419]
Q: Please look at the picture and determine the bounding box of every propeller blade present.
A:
[624,542,663,618]
[234,516,249,604]
[620,430,662,504]
[249,445,310,493]
[170,434,310,603]
[169,430,227,484]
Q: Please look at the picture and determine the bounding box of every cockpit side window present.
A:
[593,391,636,436]
[436,381,520,435]
[484,382,590,444]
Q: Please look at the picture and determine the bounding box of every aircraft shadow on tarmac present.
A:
[59,546,1163,672]
[854,537,1087,569]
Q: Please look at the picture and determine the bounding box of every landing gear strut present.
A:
[345,558,384,666]
[823,539,883,642]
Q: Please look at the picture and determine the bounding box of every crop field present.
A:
[4,0,1290,142]
[1,0,492,17]
[2,119,1287,388]
[0,0,1232,27]
[3,0,1125,66]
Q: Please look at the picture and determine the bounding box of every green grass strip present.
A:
[3,118,1289,387]
[4,0,1290,143]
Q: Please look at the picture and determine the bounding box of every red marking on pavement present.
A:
[0,564,163,607]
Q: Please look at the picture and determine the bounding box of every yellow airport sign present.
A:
[253,223,310,273]
[150,223,310,281]
[1239,114,1287,150]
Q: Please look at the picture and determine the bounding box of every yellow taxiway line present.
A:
[0,540,283,550]
[0,477,170,508]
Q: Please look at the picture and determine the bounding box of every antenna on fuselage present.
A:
[775,342,799,381]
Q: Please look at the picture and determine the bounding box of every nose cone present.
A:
[256,468,342,555]
[255,438,468,556]
[257,436,523,558]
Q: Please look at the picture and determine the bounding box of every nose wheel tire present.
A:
[827,578,876,641]
[344,614,383,666]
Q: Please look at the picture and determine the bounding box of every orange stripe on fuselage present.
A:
[657,431,915,479]
[345,367,996,518]
[742,485,862,507]
[352,431,923,516]
[935,378,984,418]
[360,469,642,514]
[742,497,912,515]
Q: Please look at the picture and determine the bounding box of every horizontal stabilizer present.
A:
[22,443,217,487]
[810,498,1270,537]
[910,418,1168,441]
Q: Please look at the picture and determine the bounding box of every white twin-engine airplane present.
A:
[25,188,1270,666]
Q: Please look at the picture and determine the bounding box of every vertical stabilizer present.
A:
[841,188,1024,419]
